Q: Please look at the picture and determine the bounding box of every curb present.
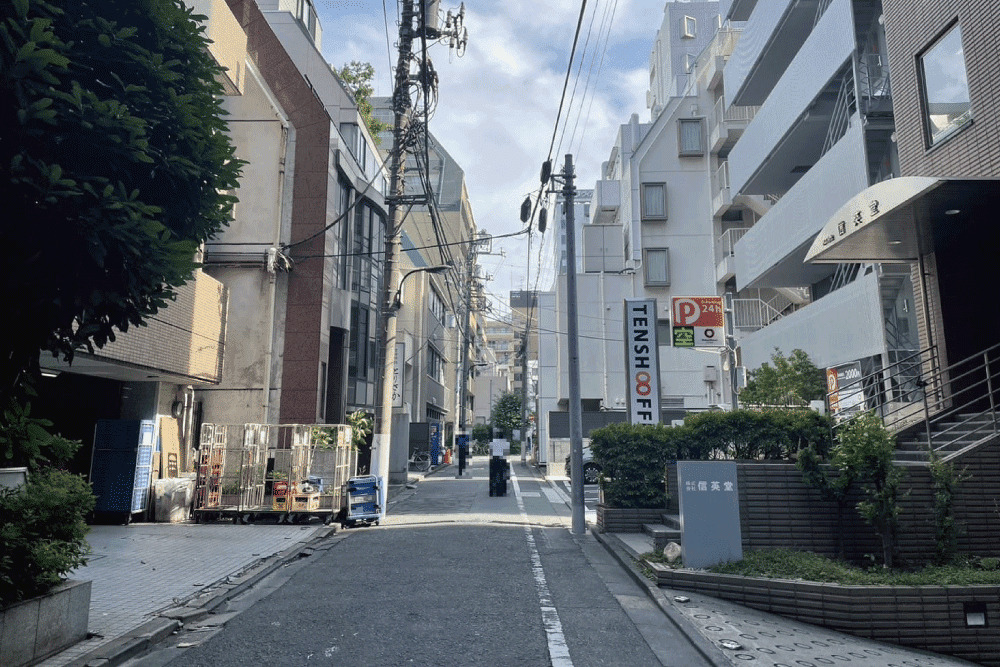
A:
[591,528,732,667]
[67,524,339,667]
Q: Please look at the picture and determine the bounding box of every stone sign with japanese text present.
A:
[677,461,742,568]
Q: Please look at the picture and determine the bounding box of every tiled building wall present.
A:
[93,271,227,383]
[883,0,1000,177]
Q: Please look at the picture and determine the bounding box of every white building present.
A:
[722,0,912,380]
[538,1,731,465]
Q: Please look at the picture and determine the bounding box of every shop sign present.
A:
[827,362,866,422]
[677,461,742,568]
[671,296,724,348]
[623,298,662,425]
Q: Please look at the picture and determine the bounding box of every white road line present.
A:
[512,470,574,667]
[541,487,564,505]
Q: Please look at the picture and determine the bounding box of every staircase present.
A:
[894,413,999,465]
[643,513,682,552]
[830,342,1000,466]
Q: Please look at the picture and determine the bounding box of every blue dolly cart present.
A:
[342,474,382,527]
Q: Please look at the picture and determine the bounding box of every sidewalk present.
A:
[594,528,977,666]
[35,463,444,667]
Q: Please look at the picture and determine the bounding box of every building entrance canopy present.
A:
[805,177,1000,264]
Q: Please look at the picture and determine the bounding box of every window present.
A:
[919,24,972,146]
[643,248,670,286]
[640,183,667,221]
[428,286,446,324]
[426,346,445,384]
[678,118,705,156]
[685,53,697,73]
[682,15,697,39]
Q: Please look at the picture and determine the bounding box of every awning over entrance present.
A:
[805,177,1000,263]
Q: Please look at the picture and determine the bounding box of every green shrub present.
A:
[472,424,492,446]
[834,412,905,569]
[929,457,969,565]
[710,548,1000,585]
[590,423,679,509]
[1,468,95,607]
[590,410,832,509]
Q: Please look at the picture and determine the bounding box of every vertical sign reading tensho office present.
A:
[623,299,662,425]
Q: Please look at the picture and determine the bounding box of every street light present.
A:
[372,262,452,506]
[391,265,451,312]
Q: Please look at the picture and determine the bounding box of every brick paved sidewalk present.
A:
[37,521,325,666]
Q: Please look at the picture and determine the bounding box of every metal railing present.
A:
[713,95,759,129]
[829,342,1000,460]
[732,298,784,332]
[716,227,748,264]
[711,161,730,200]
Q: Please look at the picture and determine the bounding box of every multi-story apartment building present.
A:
[723,0,907,380]
[537,1,726,466]
[371,97,488,455]
[554,191,592,275]
[208,0,388,435]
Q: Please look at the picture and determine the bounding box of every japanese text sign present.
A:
[671,296,724,348]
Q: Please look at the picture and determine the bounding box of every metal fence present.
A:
[193,423,355,522]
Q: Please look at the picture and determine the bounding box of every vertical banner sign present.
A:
[623,299,662,425]
[672,296,724,348]
[392,342,405,407]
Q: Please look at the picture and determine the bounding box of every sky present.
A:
[313,0,667,319]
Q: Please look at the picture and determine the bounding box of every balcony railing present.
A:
[712,161,730,200]
[732,298,783,332]
[716,227,748,264]
[713,95,758,127]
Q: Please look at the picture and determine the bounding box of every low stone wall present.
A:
[0,579,91,667]
[647,563,1000,667]
[596,505,666,533]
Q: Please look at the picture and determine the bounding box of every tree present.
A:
[490,391,522,440]
[833,411,905,568]
[337,61,389,146]
[0,0,242,403]
[740,349,826,406]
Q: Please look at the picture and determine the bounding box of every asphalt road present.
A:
[130,458,712,667]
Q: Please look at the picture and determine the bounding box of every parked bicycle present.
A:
[408,450,431,472]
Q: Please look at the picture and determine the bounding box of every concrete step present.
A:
[660,513,681,530]
[642,523,681,552]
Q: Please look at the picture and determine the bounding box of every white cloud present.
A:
[316,0,661,308]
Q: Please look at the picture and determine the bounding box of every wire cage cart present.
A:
[193,423,356,524]
[342,474,382,528]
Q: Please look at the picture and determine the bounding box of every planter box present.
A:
[596,505,666,533]
[645,563,1000,667]
[0,579,91,667]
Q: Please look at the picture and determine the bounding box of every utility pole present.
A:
[561,154,585,535]
[456,244,475,476]
[373,0,416,497]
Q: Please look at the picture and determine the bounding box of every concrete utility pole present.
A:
[456,244,475,476]
[562,154,586,535]
[519,331,529,464]
[373,0,416,495]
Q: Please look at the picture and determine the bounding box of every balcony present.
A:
[721,0,759,22]
[734,122,868,289]
[591,180,620,225]
[711,161,732,217]
[725,0,834,107]
[738,269,885,371]
[716,227,748,283]
[728,0,856,197]
[710,95,758,155]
